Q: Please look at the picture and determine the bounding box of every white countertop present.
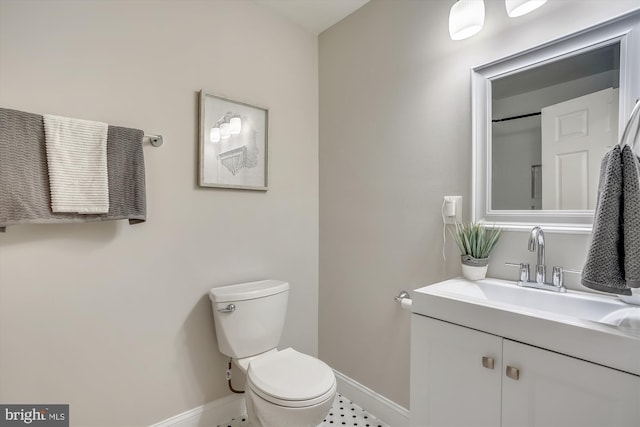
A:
[412,277,640,376]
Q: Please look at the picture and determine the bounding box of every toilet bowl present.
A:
[209,280,336,427]
[244,348,336,427]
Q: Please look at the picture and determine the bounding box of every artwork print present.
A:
[199,91,268,190]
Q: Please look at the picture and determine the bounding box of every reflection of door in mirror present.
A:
[541,88,618,210]
[491,42,620,211]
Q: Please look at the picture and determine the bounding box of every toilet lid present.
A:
[247,348,336,407]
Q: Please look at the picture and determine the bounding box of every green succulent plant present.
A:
[450,222,502,259]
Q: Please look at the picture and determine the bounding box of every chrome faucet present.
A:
[528,226,546,284]
[505,226,567,293]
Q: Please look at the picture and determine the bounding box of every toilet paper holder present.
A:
[394,290,412,310]
[394,291,410,302]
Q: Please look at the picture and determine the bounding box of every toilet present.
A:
[209,280,336,427]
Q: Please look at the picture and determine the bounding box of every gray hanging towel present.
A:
[0,108,50,229]
[582,145,630,295]
[0,107,146,231]
[622,144,640,288]
[103,125,147,224]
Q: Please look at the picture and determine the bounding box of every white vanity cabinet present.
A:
[411,315,640,427]
[410,315,502,426]
[502,339,640,427]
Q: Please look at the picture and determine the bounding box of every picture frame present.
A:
[199,91,269,191]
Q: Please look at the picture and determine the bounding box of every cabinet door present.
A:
[502,339,640,427]
[410,315,502,427]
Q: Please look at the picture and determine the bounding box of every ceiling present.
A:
[253,0,370,35]
[492,43,620,100]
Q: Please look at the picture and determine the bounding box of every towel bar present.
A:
[619,99,640,149]
[144,134,163,147]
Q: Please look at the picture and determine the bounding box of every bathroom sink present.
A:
[422,277,639,326]
[412,277,640,376]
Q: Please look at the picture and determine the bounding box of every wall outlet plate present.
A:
[443,196,462,224]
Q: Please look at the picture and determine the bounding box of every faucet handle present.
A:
[551,266,570,292]
[553,267,581,287]
[552,266,564,287]
[506,262,530,283]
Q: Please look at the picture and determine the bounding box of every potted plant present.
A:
[450,222,502,280]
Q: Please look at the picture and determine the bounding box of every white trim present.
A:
[334,369,410,427]
[148,394,246,427]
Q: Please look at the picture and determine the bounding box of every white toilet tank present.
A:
[209,280,289,359]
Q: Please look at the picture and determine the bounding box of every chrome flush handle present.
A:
[217,304,236,313]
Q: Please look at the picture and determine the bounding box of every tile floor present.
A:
[217,393,390,427]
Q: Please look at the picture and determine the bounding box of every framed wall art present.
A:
[199,91,268,191]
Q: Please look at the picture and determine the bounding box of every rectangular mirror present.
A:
[492,43,619,211]
[472,10,640,232]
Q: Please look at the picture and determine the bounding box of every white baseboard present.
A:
[149,371,409,427]
[149,393,246,427]
[334,369,410,427]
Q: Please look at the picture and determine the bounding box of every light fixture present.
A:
[505,0,547,17]
[229,116,242,134]
[209,113,242,143]
[449,0,485,41]
[210,127,221,143]
[220,122,231,139]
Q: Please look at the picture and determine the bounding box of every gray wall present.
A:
[0,1,318,426]
[319,0,640,409]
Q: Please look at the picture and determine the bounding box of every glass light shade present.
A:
[220,122,231,139]
[449,0,485,41]
[505,0,547,17]
[210,127,221,143]
[229,117,242,134]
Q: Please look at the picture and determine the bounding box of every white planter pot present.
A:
[461,255,489,281]
[461,263,489,281]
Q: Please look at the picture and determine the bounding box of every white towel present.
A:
[43,114,109,214]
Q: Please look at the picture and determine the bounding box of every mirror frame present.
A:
[472,10,640,233]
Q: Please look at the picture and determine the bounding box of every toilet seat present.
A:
[247,348,336,408]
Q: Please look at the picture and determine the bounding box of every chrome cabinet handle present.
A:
[481,356,495,370]
[506,365,520,380]
[217,304,236,313]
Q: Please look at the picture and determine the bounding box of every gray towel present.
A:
[582,144,640,295]
[582,146,629,295]
[622,145,640,288]
[0,107,146,231]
